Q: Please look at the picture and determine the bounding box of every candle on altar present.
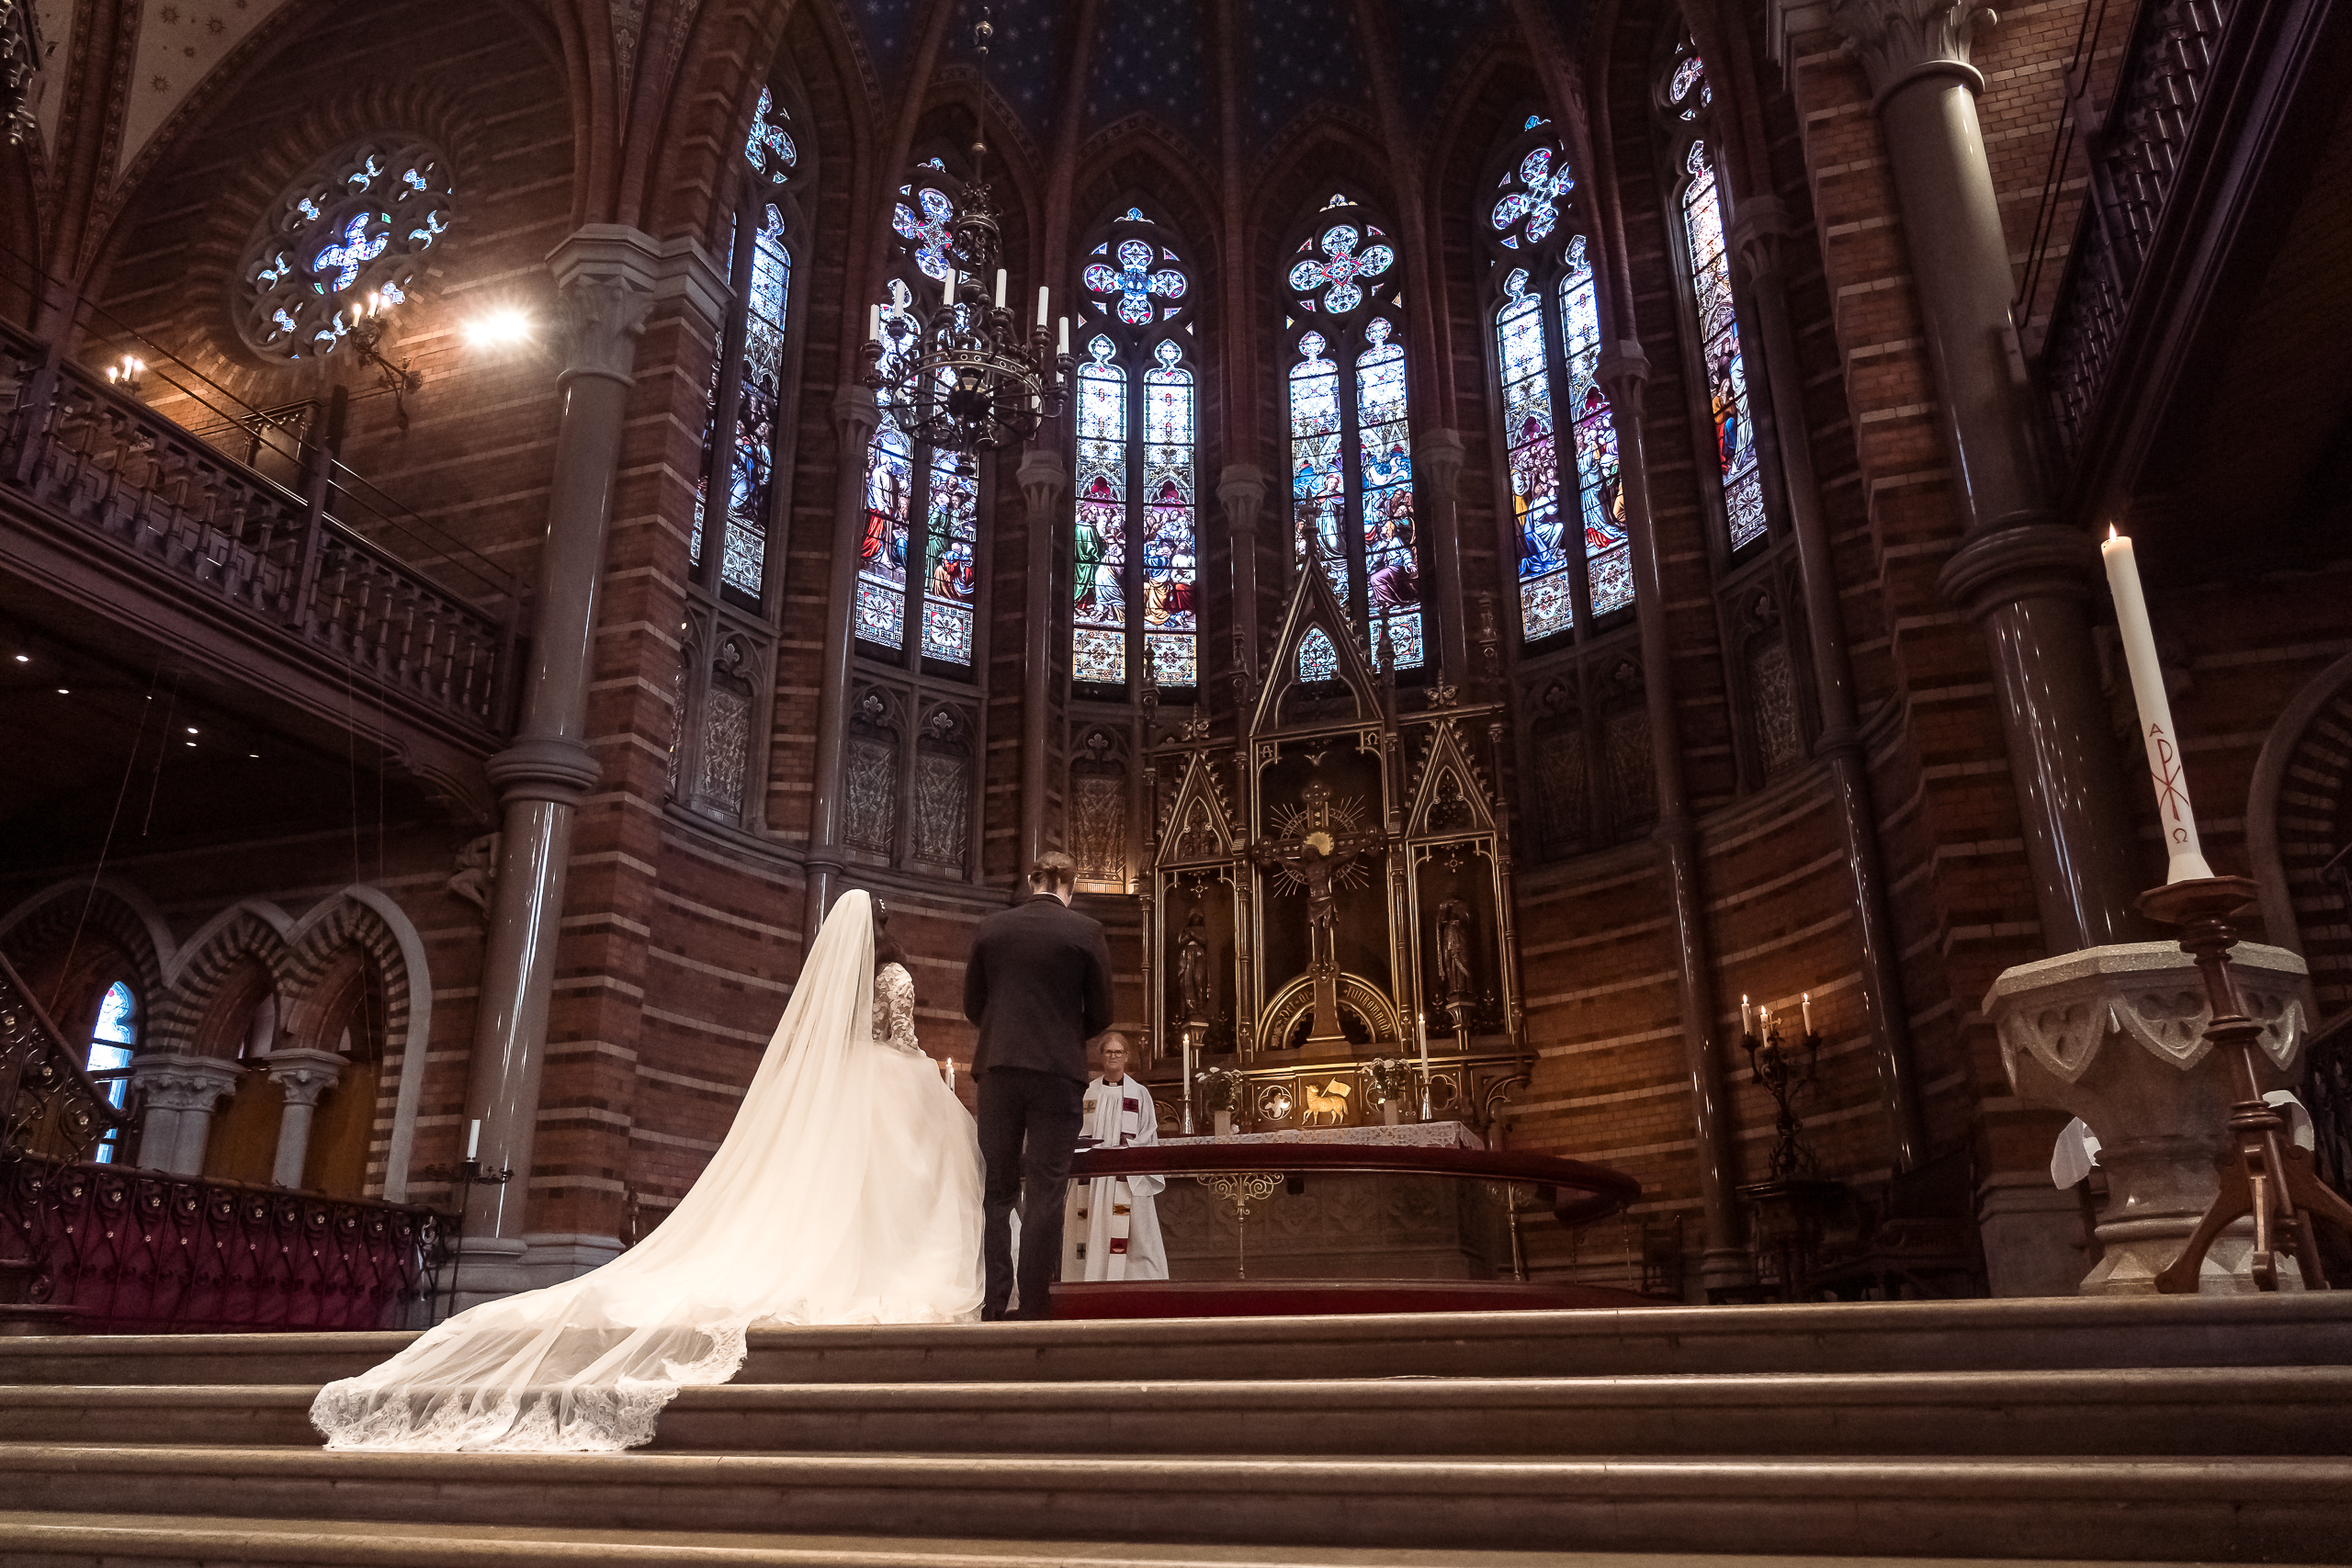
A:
[1741,994,1753,1039]
[2099,527,2214,882]
[467,1119,481,1160]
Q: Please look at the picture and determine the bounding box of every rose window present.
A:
[1491,146,1575,251]
[1082,238,1187,326]
[236,138,452,360]
[1287,223,1395,315]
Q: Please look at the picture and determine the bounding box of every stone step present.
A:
[2,1445,2345,1563]
[4,1367,2345,1457]
[7,1292,2349,1389]
[0,1512,2245,1568]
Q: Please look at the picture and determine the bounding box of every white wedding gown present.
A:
[311,890,984,1451]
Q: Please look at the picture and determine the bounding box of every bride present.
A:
[311,889,983,1452]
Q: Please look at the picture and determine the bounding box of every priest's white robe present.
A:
[1062,1075,1168,1280]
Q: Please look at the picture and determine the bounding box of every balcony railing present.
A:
[0,316,522,736]
[2037,0,2236,461]
[0,950,445,1332]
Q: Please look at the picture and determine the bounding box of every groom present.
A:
[964,851,1115,1320]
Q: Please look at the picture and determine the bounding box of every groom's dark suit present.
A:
[964,893,1115,1319]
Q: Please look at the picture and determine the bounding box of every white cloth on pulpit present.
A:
[2051,1094,2312,1188]
[1062,1074,1167,1280]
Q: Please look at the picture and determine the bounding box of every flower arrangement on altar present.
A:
[1360,1058,1412,1107]
[1195,1066,1245,1114]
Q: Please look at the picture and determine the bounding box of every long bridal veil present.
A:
[312,889,980,1452]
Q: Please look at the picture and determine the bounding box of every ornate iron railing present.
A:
[2040,0,2235,459]
[0,316,519,732]
[1,948,444,1331]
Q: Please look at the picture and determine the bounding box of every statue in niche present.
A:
[1435,897,1476,1008]
[1176,911,1214,1026]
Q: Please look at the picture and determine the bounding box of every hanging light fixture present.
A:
[2,0,44,149]
[861,6,1070,456]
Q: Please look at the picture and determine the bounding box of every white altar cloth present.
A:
[1162,1119,1484,1151]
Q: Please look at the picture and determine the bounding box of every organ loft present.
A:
[3,0,2352,1551]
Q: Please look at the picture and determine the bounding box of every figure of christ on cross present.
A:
[1252,826,1385,1046]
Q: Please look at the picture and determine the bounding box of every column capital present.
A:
[652,234,733,334]
[548,224,661,387]
[1414,427,1466,489]
[485,735,601,807]
[126,1054,244,1113]
[1017,446,1070,505]
[1826,0,1996,107]
[1218,464,1268,525]
[1731,195,1798,288]
[262,1047,346,1107]
[831,382,879,443]
[1596,343,1653,408]
[1936,516,2102,615]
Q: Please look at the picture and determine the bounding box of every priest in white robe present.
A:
[1062,1033,1168,1280]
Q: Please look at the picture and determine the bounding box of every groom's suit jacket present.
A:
[963,894,1115,1083]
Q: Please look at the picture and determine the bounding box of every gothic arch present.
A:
[147,902,297,1057]
[277,886,435,1201]
[0,879,175,1040]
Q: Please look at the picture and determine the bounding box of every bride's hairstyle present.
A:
[871,897,909,970]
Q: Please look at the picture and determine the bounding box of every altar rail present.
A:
[0,315,521,735]
[1070,1140,1641,1228]
[0,951,443,1332]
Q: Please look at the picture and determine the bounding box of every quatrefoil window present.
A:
[236,136,453,360]
[1491,145,1575,251]
[1083,238,1187,326]
[744,86,797,183]
[892,185,957,281]
[1287,222,1396,315]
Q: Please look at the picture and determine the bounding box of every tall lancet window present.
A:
[1661,35,1766,552]
[691,85,802,607]
[1485,119,1632,647]
[1282,193,1421,671]
[856,158,980,671]
[1071,206,1197,695]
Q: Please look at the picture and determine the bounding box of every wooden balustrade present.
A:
[0,316,517,735]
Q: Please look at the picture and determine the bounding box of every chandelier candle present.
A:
[867,302,879,342]
[1036,285,1049,328]
[995,268,1007,309]
[2099,528,2214,882]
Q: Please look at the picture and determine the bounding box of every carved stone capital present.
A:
[1936,516,2101,616]
[1826,0,1996,107]
[485,735,601,807]
[261,1047,346,1108]
[1414,428,1466,494]
[831,382,880,445]
[1730,196,1798,288]
[1017,446,1070,507]
[1595,342,1652,410]
[548,224,662,387]
[127,1054,245,1114]
[1218,464,1268,528]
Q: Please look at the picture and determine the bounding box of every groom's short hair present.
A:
[1028,851,1077,894]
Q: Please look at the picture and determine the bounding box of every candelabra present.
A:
[1740,993,1822,1179]
[410,1151,513,1324]
[858,8,1070,456]
[343,288,424,432]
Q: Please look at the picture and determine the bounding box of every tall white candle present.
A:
[2100,528,2213,883]
[1801,991,1814,1037]
[1740,994,1753,1039]
[1057,316,1069,356]
[866,302,880,342]
[467,1118,481,1159]
[994,268,1007,309]
[1036,285,1049,327]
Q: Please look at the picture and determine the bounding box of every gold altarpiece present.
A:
[1136,562,1527,1134]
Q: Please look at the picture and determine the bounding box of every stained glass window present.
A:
[237,139,452,360]
[745,86,797,181]
[88,980,134,1161]
[857,164,981,670]
[1298,626,1340,682]
[1069,206,1200,693]
[1486,125,1634,643]
[1074,338,1128,683]
[1281,194,1421,671]
[1680,138,1764,550]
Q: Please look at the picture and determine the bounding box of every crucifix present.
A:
[1252,780,1384,1050]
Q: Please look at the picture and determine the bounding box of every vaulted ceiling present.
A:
[838,0,1513,162]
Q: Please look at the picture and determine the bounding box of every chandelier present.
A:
[861,7,1070,457]
[4,0,44,148]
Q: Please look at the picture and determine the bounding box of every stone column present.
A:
[459,226,658,1292]
[1733,197,1928,1170]
[1412,430,1469,681]
[1600,346,1746,1286]
[1826,0,2144,951]
[261,1048,345,1190]
[1218,465,1267,693]
[1017,447,1070,869]
[127,1055,244,1176]
[805,384,881,946]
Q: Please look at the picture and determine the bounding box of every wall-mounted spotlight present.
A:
[463,309,534,350]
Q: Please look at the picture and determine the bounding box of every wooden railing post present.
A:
[288,385,346,635]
